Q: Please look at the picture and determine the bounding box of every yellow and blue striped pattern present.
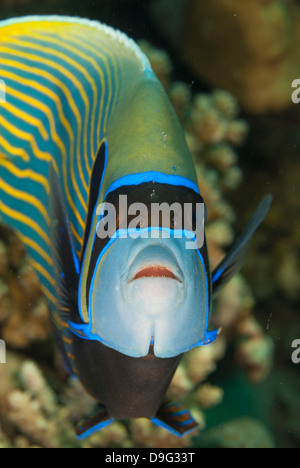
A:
[0,16,149,306]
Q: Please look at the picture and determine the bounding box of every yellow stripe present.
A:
[59,30,111,154]
[5,38,91,180]
[7,83,86,221]
[0,100,85,239]
[73,29,117,139]
[52,310,69,329]
[41,284,57,307]
[0,134,29,162]
[85,27,125,130]
[63,336,73,345]
[29,31,99,172]
[19,232,53,267]
[0,67,78,188]
[0,49,89,225]
[1,179,50,224]
[71,224,83,246]
[1,80,86,231]
[4,84,66,174]
[30,258,55,287]
[0,66,68,134]
[1,71,87,242]
[4,82,57,133]
[0,201,50,247]
[4,101,49,140]
[0,157,49,194]
[0,114,59,172]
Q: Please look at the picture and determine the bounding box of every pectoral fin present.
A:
[151,398,199,437]
[212,195,273,294]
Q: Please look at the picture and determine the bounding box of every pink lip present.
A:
[132,266,180,281]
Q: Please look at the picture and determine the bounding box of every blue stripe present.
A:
[104,171,200,198]
[151,417,198,438]
[75,418,114,440]
[212,267,224,284]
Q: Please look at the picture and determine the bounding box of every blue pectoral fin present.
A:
[151,399,199,438]
[69,322,91,340]
[75,408,114,440]
[196,329,219,347]
[212,195,273,294]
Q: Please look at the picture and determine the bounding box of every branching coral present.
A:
[0,226,51,348]
[0,355,133,448]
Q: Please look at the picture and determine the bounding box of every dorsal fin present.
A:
[212,195,273,294]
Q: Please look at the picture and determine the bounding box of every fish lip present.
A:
[125,244,184,284]
[130,266,182,283]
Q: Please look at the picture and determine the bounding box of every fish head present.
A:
[73,182,218,359]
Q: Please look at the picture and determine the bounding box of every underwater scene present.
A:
[0,0,299,450]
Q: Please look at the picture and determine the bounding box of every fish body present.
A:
[0,16,272,438]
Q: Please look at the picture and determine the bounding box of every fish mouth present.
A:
[131,266,181,282]
[126,244,183,284]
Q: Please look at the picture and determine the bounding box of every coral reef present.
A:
[0,226,51,349]
[0,353,133,448]
[0,39,274,448]
[198,417,276,449]
[150,0,300,114]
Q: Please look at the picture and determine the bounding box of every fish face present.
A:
[123,243,186,329]
[88,232,209,358]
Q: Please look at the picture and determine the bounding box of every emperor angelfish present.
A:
[0,16,272,439]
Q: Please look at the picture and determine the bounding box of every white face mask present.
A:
[88,231,209,358]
